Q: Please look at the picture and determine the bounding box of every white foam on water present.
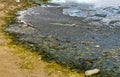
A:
[51,0,120,7]
[51,0,97,4]
[67,0,98,3]
[94,0,120,7]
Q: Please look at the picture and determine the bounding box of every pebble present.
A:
[16,0,20,2]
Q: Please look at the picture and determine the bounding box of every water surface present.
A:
[50,0,120,7]
[5,0,120,77]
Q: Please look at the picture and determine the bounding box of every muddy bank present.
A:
[5,2,120,77]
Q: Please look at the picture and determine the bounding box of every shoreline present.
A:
[6,1,120,77]
[0,0,85,77]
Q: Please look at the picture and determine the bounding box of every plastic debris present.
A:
[85,69,100,76]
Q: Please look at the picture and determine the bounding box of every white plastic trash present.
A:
[85,69,100,76]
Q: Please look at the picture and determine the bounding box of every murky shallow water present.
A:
[44,0,120,17]
[5,0,120,77]
[17,0,120,49]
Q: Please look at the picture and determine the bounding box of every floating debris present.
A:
[19,20,34,28]
[85,69,100,76]
[71,24,78,27]
[82,41,93,46]
[95,45,100,48]
[50,23,78,27]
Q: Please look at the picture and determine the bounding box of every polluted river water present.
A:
[5,0,120,77]
[50,0,120,7]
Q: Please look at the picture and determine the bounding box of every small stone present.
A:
[20,20,27,24]
[57,71,61,73]
[16,0,20,2]
[38,57,41,60]
[85,69,100,76]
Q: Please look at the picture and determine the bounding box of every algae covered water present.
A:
[5,0,120,77]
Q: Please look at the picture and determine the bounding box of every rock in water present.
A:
[85,69,100,76]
